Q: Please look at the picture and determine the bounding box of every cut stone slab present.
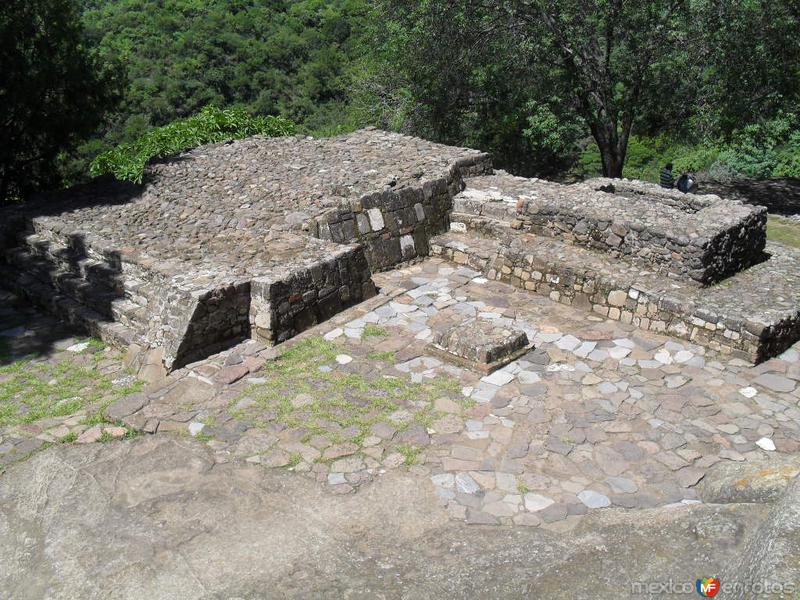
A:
[605,476,638,494]
[753,373,796,393]
[756,438,777,452]
[105,393,149,421]
[524,493,555,512]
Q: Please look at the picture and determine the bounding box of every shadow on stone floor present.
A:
[702,177,800,216]
[0,291,86,365]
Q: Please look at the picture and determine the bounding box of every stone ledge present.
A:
[455,172,767,284]
[432,227,800,363]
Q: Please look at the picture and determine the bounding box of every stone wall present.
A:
[457,173,768,284]
[431,228,798,363]
[313,155,492,271]
[169,281,251,370]
[249,244,375,345]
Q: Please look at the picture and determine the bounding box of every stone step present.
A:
[12,231,121,286]
[431,228,800,363]
[8,232,158,309]
[2,267,139,349]
[4,243,151,344]
[5,246,121,313]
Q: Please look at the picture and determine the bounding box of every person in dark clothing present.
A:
[659,163,674,188]
[676,169,698,194]
[677,171,689,193]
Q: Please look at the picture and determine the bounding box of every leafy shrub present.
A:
[90,106,296,183]
[574,135,721,182]
[712,113,800,179]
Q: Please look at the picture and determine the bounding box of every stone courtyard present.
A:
[2,128,800,596]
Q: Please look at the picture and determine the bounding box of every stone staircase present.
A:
[2,226,152,349]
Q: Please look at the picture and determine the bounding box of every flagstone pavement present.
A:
[2,256,800,531]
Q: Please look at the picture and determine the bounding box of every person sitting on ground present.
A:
[686,168,698,193]
[677,171,690,193]
[676,168,699,194]
[659,163,674,188]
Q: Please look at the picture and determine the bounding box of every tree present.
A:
[0,0,121,203]
[363,0,581,176]
[509,0,687,177]
[692,0,800,135]
[369,0,691,178]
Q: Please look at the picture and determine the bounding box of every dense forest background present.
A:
[2,0,800,202]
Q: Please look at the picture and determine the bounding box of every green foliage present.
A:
[369,0,800,180]
[714,114,800,179]
[6,0,799,197]
[361,1,579,176]
[90,106,295,183]
[76,0,368,149]
[577,114,800,182]
[0,0,121,203]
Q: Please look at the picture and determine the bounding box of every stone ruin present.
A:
[1,128,799,373]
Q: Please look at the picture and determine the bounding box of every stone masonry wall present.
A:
[431,228,785,362]
[457,173,768,284]
[515,189,767,285]
[313,155,492,271]
[249,244,375,345]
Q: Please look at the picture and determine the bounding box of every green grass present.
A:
[362,325,390,338]
[233,337,461,450]
[767,216,800,249]
[396,443,422,466]
[0,339,143,427]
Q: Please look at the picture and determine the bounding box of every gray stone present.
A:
[105,393,149,420]
[577,490,611,509]
[524,493,555,512]
[753,373,796,393]
[605,476,638,494]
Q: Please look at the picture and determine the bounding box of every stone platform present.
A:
[440,173,800,363]
[1,130,798,370]
[0,129,490,370]
[427,307,532,373]
[456,173,767,283]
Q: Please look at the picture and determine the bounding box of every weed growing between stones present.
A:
[362,325,390,338]
[0,340,143,426]
[232,337,462,453]
[396,443,422,465]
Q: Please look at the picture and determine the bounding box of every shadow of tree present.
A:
[702,177,800,216]
[0,176,140,359]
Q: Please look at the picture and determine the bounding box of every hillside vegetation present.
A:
[1,0,798,201]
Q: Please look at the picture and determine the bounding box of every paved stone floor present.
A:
[5,256,799,532]
[3,256,800,597]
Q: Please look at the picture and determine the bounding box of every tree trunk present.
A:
[598,144,625,178]
[592,125,627,178]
